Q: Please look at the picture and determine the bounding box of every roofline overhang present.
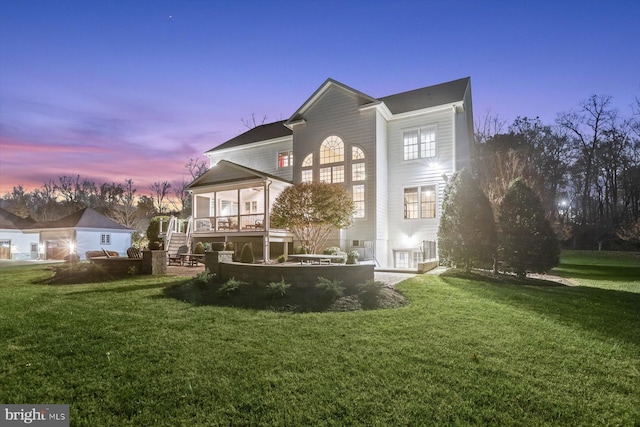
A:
[206,135,293,155]
[383,100,465,121]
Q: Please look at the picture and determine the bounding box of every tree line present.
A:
[1,158,208,243]
[474,94,640,250]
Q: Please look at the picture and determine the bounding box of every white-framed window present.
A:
[394,250,422,269]
[320,135,344,164]
[278,151,293,168]
[320,165,344,183]
[404,185,436,219]
[301,169,313,183]
[302,153,313,167]
[100,234,111,245]
[353,185,365,218]
[351,146,366,181]
[244,201,258,213]
[403,126,436,160]
[352,163,365,181]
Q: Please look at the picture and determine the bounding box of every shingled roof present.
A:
[379,77,470,114]
[0,208,35,230]
[31,208,131,230]
[206,121,292,154]
[188,160,291,189]
[207,77,470,153]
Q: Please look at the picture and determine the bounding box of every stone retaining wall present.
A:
[217,261,374,287]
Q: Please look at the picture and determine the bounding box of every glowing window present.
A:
[353,185,365,218]
[320,135,344,164]
[404,126,437,160]
[352,163,365,181]
[404,188,419,219]
[301,169,312,183]
[352,146,365,160]
[278,151,293,168]
[302,153,313,167]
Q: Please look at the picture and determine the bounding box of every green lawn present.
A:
[1,253,639,426]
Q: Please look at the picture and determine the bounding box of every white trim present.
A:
[386,101,461,121]
[206,135,293,155]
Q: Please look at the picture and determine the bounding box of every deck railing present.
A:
[193,214,265,233]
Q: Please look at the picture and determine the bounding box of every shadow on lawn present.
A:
[553,263,640,282]
[441,270,640,346]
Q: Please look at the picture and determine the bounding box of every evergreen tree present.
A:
[438,168,497,271]
[499,178,560,277]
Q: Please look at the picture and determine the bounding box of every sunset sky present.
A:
[1,0,638,196]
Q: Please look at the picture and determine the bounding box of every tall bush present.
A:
[240,243,254,263]
[499,178,560,277]
[438,168,497,271]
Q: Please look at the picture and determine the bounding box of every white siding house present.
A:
[0,207,133,260]
[188,77,474,270]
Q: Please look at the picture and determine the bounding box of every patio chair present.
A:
[126,247,142,259]
[168,245,188,266]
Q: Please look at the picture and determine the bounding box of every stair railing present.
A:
[185,216,193,252]
[165,216,177,251]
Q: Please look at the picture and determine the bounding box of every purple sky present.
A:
[1,0,638,195]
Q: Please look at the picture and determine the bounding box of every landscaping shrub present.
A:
[323,247,340,255]
[193,241,205,254]
[277,254,286,263]
[212,242,225,251]
[225,241,234,251]
[240,243,254,263]
[315,277,344,303]
[146,218,162,248]
[192,268,214,286]
[217,277,246,297]
[357,280,386,309]
[266,278,291,298]
[346,250,359,264]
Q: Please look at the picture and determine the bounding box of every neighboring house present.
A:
[0,207,133,260]
[187,77,473,269]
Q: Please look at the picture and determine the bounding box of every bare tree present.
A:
[185,157,208,180]
[474,109,507,145]
[150,181,172,214]
[241,113,269,129]
[109,179,138,229]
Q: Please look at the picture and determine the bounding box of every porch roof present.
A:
[187,160,292,190]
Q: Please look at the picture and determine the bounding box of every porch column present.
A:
[263,180,271,262]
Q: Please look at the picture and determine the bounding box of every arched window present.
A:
[319,136,345,183]
[320,135,344,164]
[301,153,313,183]
[351,146,365,182]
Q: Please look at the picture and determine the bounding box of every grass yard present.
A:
[1,252,639,426]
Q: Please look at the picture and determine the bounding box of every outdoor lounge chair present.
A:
[168,245,188,265]
[126,247,142,259]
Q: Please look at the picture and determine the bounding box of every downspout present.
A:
[451,104,457,172]
[264,179,272,263]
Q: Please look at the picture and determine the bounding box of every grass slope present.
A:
[0,254,638,426]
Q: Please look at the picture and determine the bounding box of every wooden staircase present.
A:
[166,232,188,255]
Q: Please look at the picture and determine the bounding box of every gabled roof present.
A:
[206,77,470,153]
[286,78,379,123]
[206,121,292,153]
[379,77,470,114]
[0,208,35,230]
[188,160,292,190]
[31,208,132,230]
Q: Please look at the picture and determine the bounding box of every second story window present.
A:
[404,185,436,219]
[320,135,344,164]
[403,126,437,160]
[278,151,293,168]
[301,153,313,183]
